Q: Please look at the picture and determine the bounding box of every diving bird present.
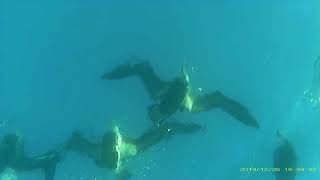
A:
[273,130,297,180]
[0,133,62,180]
[66,121,203,179]
[102,59,260,128]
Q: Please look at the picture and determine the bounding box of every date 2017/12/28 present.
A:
[240,168,317,172]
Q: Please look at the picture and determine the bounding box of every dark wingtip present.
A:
[101,72,117,80]
[253,123,260,129]
[249,118,260,129]
[239,115,260,129]
[101,73,109,79]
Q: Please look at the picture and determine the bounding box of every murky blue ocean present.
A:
[1,1,320,179]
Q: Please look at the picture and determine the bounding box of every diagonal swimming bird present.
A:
[102,59,260,128]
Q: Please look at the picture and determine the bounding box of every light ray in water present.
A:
[303,56,320,110]
[239,151,257,179]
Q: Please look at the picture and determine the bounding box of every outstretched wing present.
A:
[101,60,169,100]
[191,91,260,128]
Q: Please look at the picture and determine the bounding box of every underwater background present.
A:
[1,0,320,179]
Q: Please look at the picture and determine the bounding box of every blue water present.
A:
[1,1,320,179]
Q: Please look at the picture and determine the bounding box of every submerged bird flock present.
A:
[1,56,320,180]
